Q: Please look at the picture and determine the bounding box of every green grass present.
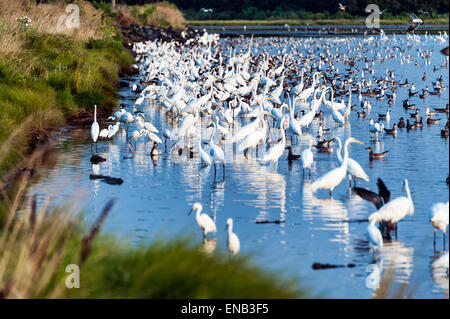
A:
[67,238,302,298]
[188,17,449,26]
[0,29,133,173]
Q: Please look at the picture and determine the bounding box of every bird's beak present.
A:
[188,208,194,216]
[353,139,364,144]
[265,113,276,119]
[365,147,370,150]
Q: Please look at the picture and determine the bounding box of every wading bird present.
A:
[188,202,217,239]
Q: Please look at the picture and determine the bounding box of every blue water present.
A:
[22,34,449,298]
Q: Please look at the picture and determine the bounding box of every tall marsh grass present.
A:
[127,1,186,29]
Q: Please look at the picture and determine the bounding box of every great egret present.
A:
[311,137,364,197]
[226,218,240,255]
[335,137,369,186]
[238,112,274,157]
[367,213,384,249]
[301,139,314,177]
[259,114,289,169]
[198,136,212,166]
[368,179,414,238]
[430,201,449,249]
[209,121,226,177]
[188,203,217,238]
[91,104,99,154]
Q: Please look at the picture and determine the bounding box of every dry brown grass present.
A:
[116,4,137,26]
[133,2,186,29]
[0,0,104,57]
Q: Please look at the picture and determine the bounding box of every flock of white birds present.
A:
[89,30,448,270]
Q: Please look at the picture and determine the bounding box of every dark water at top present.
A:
[21,34,449,298]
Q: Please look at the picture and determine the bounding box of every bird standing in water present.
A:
[226,218,240,255]
[188,203,217,239]
[91,104,99,154]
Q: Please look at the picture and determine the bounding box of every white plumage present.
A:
[368,179,414,225]
[311,137,363,196]
[227,218,240,255]
[367,213,384,248]
[189,203,217,238]
[335,137,369,185]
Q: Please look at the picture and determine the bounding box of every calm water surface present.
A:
[21,35,449,298]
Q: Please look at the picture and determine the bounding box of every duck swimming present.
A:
[314,138,335,153]
[385,123,397,136]
[366,147,389,160]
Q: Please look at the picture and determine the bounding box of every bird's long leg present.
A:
[329,190,332,198]
[91,141,94,155]
[213,163,216,179]
[309,168,311,178]
[96,141,98,154]
[444,233,446,251]
[395,223,398,240]
[434,230,437,251]
[222,162,225,180]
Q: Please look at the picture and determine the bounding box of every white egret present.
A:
[301,139,314,177]
[198,136,212,166]
[238,112,273,157]
[311,137,364,197]
[368,179,414,238]
[259,115,289,169]
[226,218,240,255]
[335,137,369,186]
[367,213,384,249]
[188,203,217,239]
[430,201,449,249]
[209,121,226,177]
[91,104,99,154]
[99,125,111,139]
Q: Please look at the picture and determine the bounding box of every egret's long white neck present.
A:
[227,222,233,235]
[210,122,217,144]
[404,179,411,200]
[342,138,352,169]
[94,104,97,123]
[336,137,343,163]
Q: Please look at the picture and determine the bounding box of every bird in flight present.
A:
[338,3,346,11]
[406,13,424,33]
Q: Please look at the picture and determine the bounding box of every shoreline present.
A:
[188,18,449,26]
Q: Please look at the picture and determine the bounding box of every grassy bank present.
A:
[0,0,133,173]
[189,17,449,26]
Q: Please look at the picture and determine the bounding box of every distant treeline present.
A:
[111,0,449,20]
